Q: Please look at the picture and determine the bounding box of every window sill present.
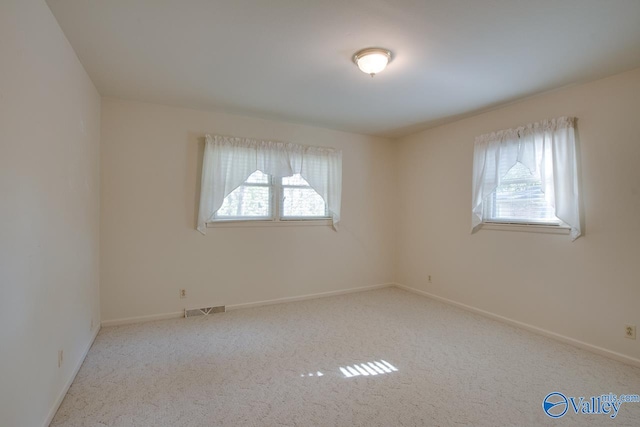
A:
[480,222,570,235]
[207,219,333,228]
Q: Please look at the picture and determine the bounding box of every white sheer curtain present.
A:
[197,134,342,234]
[471,116,581,240]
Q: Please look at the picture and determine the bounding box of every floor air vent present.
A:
[184,306,225,318]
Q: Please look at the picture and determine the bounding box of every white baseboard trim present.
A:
[395,283,640,369]
[43,325,101,427]
[101,283,395,327]
[101,311,184,327]
[226,283,394,311]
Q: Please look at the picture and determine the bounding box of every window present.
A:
[212,171,329,222]
[280,174,328,219]
[485,162,560,225]
[197,134,341,234]
[215,171,272,220]
[471,116,581,240]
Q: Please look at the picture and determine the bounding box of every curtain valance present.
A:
[197,134,342,234]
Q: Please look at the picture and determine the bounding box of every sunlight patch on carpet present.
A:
[340,360,398,378]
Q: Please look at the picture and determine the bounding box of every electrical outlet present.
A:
[625,325,636,340]
[58,349,64,368]
[179,289,187,299]
[428,275,432,283]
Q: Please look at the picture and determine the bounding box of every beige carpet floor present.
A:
[52,287,640,426]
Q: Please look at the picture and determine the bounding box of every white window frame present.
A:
[481,166,571,234]
[208,174,331,228]
[212,173,274,222]
[482,165,569,231]
[278,175,330,221]
[480,177,572,235]
[480,222,570,235]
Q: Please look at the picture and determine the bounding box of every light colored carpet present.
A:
[52,288,640,426]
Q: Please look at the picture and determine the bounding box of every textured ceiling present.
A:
[47,0,640,137]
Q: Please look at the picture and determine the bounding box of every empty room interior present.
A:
[2,0,640,426]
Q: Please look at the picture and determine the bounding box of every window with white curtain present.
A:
[471,116,581,240]
[486,162,561,225]
[197,134,341,234]
[280,174,328,219]
[214,170,273,220]
[213,171,329,221]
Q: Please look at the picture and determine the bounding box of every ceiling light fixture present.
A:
[353,48,391,77]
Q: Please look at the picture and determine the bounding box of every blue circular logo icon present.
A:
[543,392,568,418]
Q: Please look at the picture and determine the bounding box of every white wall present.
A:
[100,98,396,323]
[396,68,640,361]
[0,1,101,426]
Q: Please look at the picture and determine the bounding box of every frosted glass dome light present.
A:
[353,48,391,77]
